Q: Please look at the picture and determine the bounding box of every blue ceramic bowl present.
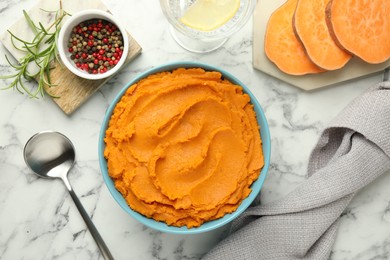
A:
[98,61,271,234]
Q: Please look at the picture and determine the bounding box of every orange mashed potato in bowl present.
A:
[99,62,270,233]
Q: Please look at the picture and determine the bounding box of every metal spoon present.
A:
[23,131,114,260]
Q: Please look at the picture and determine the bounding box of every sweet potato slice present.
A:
[293,0,352,70]
[265,0,324,75]
[326,0,390,64]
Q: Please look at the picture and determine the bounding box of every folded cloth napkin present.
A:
[202,79,390,260]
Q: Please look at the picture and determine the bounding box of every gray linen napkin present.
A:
[202,80,390,260]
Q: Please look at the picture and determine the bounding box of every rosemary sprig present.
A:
[0,1,70,98]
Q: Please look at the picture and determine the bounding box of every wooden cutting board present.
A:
[0,0,142,114]
[252,0,390,91]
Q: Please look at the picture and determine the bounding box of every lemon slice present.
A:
[180,0,240,31]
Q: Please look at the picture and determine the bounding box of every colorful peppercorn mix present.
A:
[68,19,124,74]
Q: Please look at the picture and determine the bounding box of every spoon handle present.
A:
[63,178,114,260]
[384,67,389,82]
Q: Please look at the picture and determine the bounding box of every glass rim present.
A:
[159,0,257,41]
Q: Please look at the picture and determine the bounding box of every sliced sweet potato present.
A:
[265,0,324,75]
[293,0,352,70]
[326,0,390,64]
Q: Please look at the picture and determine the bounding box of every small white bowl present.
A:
[57,9,129,80]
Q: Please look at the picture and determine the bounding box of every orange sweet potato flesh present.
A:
[293,0,352,70]
[326,0,390,64]
[104,68,264,228]
[265,0,324,75]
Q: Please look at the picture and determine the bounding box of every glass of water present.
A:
[160,0,257,53]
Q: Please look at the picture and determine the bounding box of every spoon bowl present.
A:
[23,131,113,260]
[24,131,75,180]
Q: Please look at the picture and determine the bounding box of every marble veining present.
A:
[0,0,389,259]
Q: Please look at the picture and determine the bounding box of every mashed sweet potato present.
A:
[104,68,264,228]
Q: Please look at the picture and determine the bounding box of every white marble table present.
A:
[1,1,389,259]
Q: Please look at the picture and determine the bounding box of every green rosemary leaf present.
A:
[44,34,56,44]
[7,77,21,92]
[18,77,37,97]
[23,10,39,35]
[22,42,38,58]
[8,31,31,52]
[38,22,48,35]
[9,35,26,52]
[0,72,18,80]
[43,74,52,86]
[31,30,44,45]
[4,55,23,70]
[35,44,54,57]
[21,64,35,81]
[19,53,35,69]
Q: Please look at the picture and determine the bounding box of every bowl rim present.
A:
[98,61,271,234]
[57,9,129,80]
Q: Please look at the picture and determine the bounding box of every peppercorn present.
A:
[67,18,124,74]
